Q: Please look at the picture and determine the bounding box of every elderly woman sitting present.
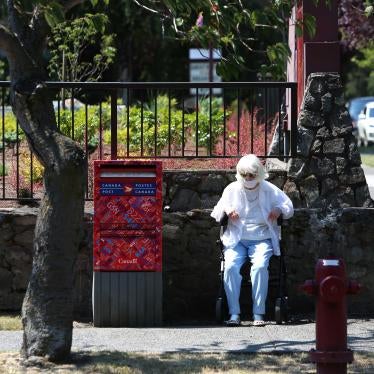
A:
[211,154,294,326]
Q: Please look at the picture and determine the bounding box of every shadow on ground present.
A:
[1,351,374,374]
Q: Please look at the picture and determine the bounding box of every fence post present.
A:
[111,90,118,160]
[290,83,298,157]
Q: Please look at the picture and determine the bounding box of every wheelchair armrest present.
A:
[220,213,229,227]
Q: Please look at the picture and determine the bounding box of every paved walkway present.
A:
[1,319,373,353]
[363,164,374,198]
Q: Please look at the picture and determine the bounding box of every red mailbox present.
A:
[93,160,162,271]
[92,160,163,327]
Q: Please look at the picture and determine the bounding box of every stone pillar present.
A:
[284,73,373,209]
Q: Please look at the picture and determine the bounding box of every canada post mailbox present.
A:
[92,160,162,327]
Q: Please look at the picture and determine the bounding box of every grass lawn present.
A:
[0,313,22,331]
[359,146,374,167]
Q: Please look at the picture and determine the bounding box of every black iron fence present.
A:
[0,81,297,201]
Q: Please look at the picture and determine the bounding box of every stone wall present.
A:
[1,205,373,322]
[0,208,93,320]
[162,170,236,212]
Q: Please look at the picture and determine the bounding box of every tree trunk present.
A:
[0,0,87,362]
[10,85,86,361]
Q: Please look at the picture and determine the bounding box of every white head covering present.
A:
[235,154,268,184]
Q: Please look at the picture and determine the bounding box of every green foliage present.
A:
[352,43,374,94]
[345,42,374,98]
[0,60,7,80]
[364,0,374,17]
[185,96,231,148]
[171,0,318,80]
[0,164,7,177]
[102,95,228,155]
[103,98,179,155]
[264,43,292,80]
[19,153,44,185]
[44,2,65,27]
[58,105,105,149]
[48,13,116,82]
[0,112,25,144]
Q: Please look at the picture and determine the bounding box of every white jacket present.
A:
[211,180,294,256]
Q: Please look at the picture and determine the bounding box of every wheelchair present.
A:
[215,214,289,324]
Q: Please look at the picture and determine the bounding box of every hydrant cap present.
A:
[320,275,346,303]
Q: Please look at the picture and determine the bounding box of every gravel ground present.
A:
[1,319,374,354]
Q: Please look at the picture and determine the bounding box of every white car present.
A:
[357,101,374,147]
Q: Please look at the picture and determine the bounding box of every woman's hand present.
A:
[268,207,282,221]
[228,210,240,220]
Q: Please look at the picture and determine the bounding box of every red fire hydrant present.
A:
[301,258,361,374]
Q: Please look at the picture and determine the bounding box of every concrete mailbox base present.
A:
[93,272,162,327]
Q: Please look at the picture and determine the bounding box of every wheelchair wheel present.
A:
[215,297,225,324]
[275,296,288,325]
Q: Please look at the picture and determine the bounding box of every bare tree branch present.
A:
[132,0,161,14]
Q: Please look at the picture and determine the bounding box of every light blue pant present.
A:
[224,239,273,316]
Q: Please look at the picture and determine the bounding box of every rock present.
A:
[298,110,324,129]
[304,92,321,112]
[326,74,341,91]
[0,268,13,292]
[266,158,287,172]
[200,194,220,209]
[310,157,335,176]
[4,246,32,268]
[340,110,353,126]
[170,189,201,211]
[323,138,345,154]
[14,229,34,246]
[307,74,326,96]
[13,215,37,226]
[321,93,333,115]
[334,94,345,107]
[283,180,301,206]
[175,173,202,187]
[266,172,286,190]
[336,157,347,174]
[13,269,31,290]
[298,127,315,157]
[299,175,319,207]
[316,126,331,138]
[331,186,355,208]
[311,139,322,154]
[162,224,182,241]
[354,185,374,207]
[348,142,362,166]
[287,158,307,180]
[321,178,339,195]
[199,174,227,193]
[338,167,366,185]
[350,246,363,264]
